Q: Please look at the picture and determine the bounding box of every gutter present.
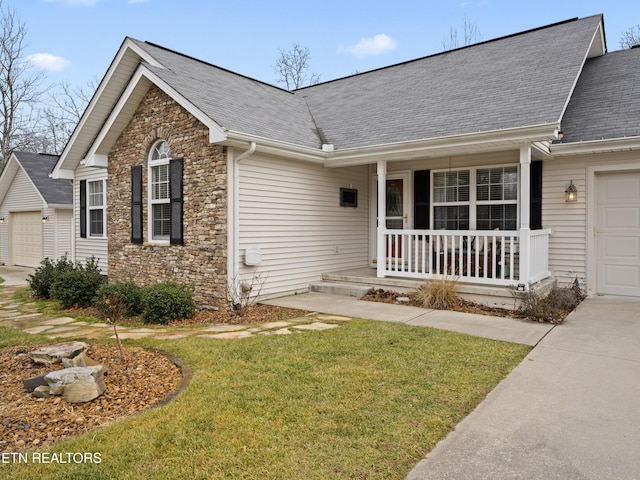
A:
[229,141,256,306]
[551,136,640,156]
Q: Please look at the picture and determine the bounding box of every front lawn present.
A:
[2,320,530,479]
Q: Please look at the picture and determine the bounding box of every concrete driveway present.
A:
[0,265,33,286]
[407,295,640,480]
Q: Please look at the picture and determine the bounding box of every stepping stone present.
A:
[260,321,291,329]
[258,328,292,335]
[23,326,54,334]
[154,332,193,340]
[202,325,247,333]
[292,322,340,331]
[42,317,76,326]
[12,313,42,320]
[128,328,167,333]
[198,331,253,339]
[112,331,154,339]
[47,326,82,333]
[316,314,353,322]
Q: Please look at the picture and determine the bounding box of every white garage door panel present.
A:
[596,171,640,297]
[12,212,42,268]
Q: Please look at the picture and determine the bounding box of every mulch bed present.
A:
[361,288,520,317]
[0,344,183,454]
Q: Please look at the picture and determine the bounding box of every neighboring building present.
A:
[0,151,73,268]
[51,14,640,308]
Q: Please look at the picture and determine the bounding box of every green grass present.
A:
[2,319,530,479]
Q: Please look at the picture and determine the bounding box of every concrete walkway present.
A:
[405,295,640,480]
[264,293,554,346]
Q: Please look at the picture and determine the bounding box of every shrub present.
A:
[49,258,106,309]
[141,281,196,324]
[414,276,460,310]
[511,285,584,324]
[94,280,143,318]
[28,254,75,298]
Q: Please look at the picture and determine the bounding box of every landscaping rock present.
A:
[23,374,48,392]
[62,351,102,369]
[44,366,106,403]
[28,342,88,365]
[32,386,51,398]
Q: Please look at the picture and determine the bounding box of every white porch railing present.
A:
[380,229,551,287]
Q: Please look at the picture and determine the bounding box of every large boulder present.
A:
[44,366,106,403]
[28,342,88,365]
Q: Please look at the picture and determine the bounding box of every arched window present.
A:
[148,140,172,241]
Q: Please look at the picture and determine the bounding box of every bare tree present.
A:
[620,24,640,49]
[273,43,320,90]
[38,79,96,154]
[0,0,45,168]
[442,16,483,51]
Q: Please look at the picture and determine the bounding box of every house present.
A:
[51,14,640,309]
[0,151,73,268]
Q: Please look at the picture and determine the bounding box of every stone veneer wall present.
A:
[107,85,228,309]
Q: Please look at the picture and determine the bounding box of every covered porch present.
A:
[373,145,552,289]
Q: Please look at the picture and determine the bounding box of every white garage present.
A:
[0,151,73,268]
[10,211,43,268]
[595,170,640,297]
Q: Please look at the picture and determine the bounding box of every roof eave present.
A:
[51,38,163,179]
[325,123,561,167]
[551,136,640,156]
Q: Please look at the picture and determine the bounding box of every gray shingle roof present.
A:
[560,47,640,143]
[14,151,72,205]
[130,15,603,152]
[131,40,323,149]
[298,15,603,149]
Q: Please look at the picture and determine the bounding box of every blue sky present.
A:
[9,0,639,91]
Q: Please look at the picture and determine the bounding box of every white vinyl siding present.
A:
[43,208,73,261]
[543,151,639,291]
[238,154,369,298]
[76,165,108,274]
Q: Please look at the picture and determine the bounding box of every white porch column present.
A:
[519,145,531,288]
[376,160,387,278]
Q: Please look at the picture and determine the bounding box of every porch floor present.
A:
[319,267,555,309]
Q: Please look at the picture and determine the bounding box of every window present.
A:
[149,141,172,241]
[433,170,470,230]
[431,165,518,230]
[476,166,517,230]
[88,180,105,237]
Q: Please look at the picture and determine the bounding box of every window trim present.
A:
[87,179,106,238]
[147,140,172,243]
[430,164,519,230]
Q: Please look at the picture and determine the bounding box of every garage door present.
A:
[596,171,640,297]
[11,211,43,268]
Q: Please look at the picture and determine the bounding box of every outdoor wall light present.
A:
[0,217,5,223]
[42,215,50,223]
[565,180,577,203]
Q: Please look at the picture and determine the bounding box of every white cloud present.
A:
[43,0,101,6]
[340,34,398,56]
[27,53,72,72]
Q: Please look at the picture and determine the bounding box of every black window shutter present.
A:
[79,180,87,238]
[530,160,543,230]
[131,165,143,244]
[414,170,430,229]
[169,158,183,245]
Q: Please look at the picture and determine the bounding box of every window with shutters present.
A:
[148,141,172,242]
[88,180,106,237]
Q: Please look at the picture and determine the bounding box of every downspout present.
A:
[229,142,256,305]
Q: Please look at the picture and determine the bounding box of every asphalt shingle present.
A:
[14,151,72,206]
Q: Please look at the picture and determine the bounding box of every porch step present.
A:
[309,282,372,297]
